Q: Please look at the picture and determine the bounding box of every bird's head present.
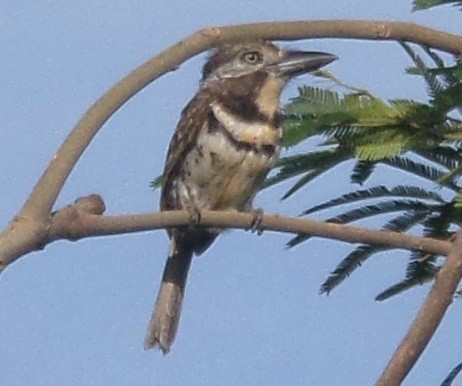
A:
[202,40,337,83]
[200,40,337,121]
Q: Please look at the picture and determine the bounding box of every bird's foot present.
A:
[186,206,202,224]
[249,207,264,235]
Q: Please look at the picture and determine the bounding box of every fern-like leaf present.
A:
[326,200,435,224]
[440,360,462,386]
[383,157,459,191]
[378,206,455,300]
[285,87,343,115]
[351,160,375,185]
[301,185,443,216]
[320,245,386,294]
[280,170,324,200]
[400,42,444,99]
[417,147,462,171]
[413,0,462,11]
[150,175,165,190]
[375,271,437,301]
[288,200,435,248]
[321,210,430,294]
[263,149,351,194]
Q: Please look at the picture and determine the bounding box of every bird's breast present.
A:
[178,124,280,211]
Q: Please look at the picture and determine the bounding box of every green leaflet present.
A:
[412,0,462,11]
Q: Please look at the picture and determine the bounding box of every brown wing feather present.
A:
[160,91,213,211]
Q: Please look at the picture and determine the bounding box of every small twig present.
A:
[312,70,376,98]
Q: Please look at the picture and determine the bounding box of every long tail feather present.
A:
[144,241,193,354]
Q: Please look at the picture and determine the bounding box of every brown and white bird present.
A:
[145,40,337,354]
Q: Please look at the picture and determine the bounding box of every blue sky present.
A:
[1,1,461,385]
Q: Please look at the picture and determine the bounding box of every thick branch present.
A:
[212,20,462,54]
[376,231,462,386]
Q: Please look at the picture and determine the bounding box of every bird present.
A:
[145,40,337,354]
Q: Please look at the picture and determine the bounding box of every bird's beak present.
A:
[268,51,338,78]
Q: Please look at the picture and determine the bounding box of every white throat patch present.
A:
[211,102,280,148]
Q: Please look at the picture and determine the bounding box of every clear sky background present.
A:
[1,1,461,385]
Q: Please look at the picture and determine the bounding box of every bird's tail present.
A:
[144,239,193,354]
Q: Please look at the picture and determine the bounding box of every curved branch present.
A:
[213,20,462,54]
[376,231,462,386]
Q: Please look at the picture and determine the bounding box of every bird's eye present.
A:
[241,51,262,65]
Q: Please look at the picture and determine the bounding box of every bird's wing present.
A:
[160,91,212,211]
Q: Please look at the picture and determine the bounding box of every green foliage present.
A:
[150,175,165,189]
[283,88,448,160]
[302,186,445,216]
[274,38,462,299]
[351,160,375,185]
[440,361,462,386]
[263,149,352,199]
[376,204,457,300]
[413,0,462,11]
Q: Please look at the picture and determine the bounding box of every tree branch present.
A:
[211,20,462,54]
[376,231,462,386]
[0,195,452,271]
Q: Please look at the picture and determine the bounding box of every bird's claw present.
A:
[187,207,202,224]
[249,208,264,235]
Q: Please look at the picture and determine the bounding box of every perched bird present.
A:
[145,40,337,354]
